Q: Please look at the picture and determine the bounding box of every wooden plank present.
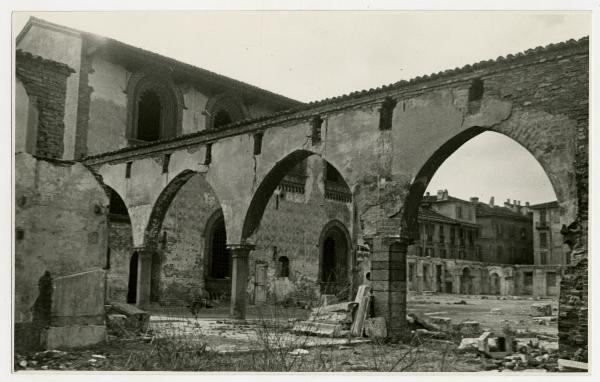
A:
[351,285,371,337]
[557,359,588,371]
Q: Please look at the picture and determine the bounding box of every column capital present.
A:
[132,246,154,256]
[227,243,255,258]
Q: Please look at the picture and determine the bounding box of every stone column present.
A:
[136,249,153,310]
[371,235,408,338]
[228,243,255,320]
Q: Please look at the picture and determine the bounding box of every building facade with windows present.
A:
[404,190,563,296]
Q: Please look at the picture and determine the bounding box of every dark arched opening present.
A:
[213,110,233,129]
[127,252,139,303]
[460,267,472,294]
[137,90,162,141]
[277,256,290,278]
[209,214,229,279]
[319,221,351,296]
[490,272,501,295]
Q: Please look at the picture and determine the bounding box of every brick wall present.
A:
[558,257,588,361]
[16,50,74,159]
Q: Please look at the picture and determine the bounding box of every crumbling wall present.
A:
[14,153,108,348]
[16,21,83,159]
[15,50,75,159]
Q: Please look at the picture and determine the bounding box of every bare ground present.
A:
[14,293,559,372]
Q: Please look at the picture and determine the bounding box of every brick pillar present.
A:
[371,236,408,338]
[136,249,153,310]
[229,243,254,320]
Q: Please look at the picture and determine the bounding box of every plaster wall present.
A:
[14,153,108,323]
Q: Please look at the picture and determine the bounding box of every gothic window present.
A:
[127,70,182,144]
[205,93,248,130]
[213,110,233,129]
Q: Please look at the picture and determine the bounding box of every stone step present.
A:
[292,321,345,337]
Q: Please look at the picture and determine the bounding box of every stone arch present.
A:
[204,93,249,130]
[318,219,353,296]
[143,169,199,248]
[400,125,568,240]
[241,148,353,240]
[126,67,184,143]
[241,150,315,240]
[138,169,227,304]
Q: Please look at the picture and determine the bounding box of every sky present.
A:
[12,11,591,204]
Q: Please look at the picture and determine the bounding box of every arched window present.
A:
[126,70,183,144]
[213,110,233,129]
[205,93,248,130]
[277,256,290,278]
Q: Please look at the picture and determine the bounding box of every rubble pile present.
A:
[14,350,110,371]
[459,332,561,372]
[292,285,382,338]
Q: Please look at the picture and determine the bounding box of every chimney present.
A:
[425,191,430,197]
[504,198,511,208]
[470,197,479,203]
[489,196,495,207]
[525,201,530,207]
[437,189,445,201]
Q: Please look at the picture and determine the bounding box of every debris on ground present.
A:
[292,285,372,337]
[107,302,150,334]
[364,317,387,338]
[289,348,309,356]
[530,303,552,317]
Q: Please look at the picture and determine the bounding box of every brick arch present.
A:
[240,149,352,241]
[125,67,184,142]
[400,125,568,240]
[143,170,224,249]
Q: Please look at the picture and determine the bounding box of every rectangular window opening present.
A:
[204,143,212,165]
[125,162,132,178]
[378,97,397,130]
[253,132,263,155]
[311,116,322,145]
[162,154,171,173]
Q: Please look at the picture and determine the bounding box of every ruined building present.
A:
[14,17,588,358]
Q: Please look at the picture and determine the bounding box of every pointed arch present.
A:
[400,126,567,240]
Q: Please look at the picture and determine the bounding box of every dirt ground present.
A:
[14,293,560,372]
[407,292,559,336]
